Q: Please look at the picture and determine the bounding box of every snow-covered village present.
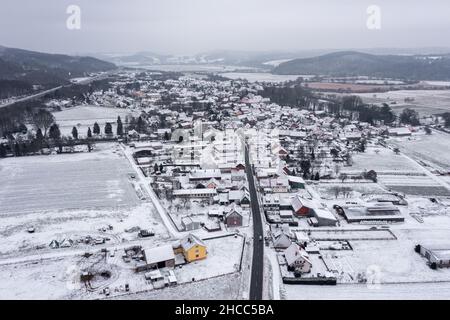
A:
[2,66,450,300]
[2,1,450,305]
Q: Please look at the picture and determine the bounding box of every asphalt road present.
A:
[244,144,264,300]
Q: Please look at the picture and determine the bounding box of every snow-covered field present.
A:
[219,72,304,83]
[389,131,450,172]
[347,147,418,173]
[286,281,450,300]
[0,144,138,214]
[344,146,450,196]
[53,106,136,138]
[0,144,173,259]
[355,89,450,115]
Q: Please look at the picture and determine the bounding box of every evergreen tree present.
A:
[93,122,100,135]
[137,116,145,133]
[36,128,44,141]
[159,163,163,172]
[117,116,123,136]
[0,144,7,158]
[49,124,61,140]
[105,122,113,135]
[314,172,320,180]
[72,127,78,139]
[87,127,92,138]
[154,163,158,173]
[14,143,21,157]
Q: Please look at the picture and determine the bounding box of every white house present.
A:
[284,243,312,273]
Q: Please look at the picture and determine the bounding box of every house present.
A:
[181,216,202,231]
[273,231,292,249]
[287,175,306,189]
[218,193,230,205]
[263,194,280,213]
[225,205,243,227]
[284,243,312,273]
[139,244,176,271]
[228,190,250,205]
[231,170,246,182]
[179,234,207,262]
[291,195,316,216]
[416,244,450,269]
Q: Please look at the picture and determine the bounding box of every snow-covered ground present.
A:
[355,89,450,115]
[0,144,139,214]
[219,72,304,83]
[53,105,137,138]
[389,131,450,172]
[285,281,450,300]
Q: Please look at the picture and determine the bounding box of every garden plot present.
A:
[53,105,137,138]
[0,145,139,215]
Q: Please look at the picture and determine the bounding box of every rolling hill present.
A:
[0,46,116,98]
[272,51,450,80]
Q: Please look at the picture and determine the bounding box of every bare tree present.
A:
[32,109,54,137]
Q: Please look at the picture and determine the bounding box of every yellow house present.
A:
[180,234,207,262]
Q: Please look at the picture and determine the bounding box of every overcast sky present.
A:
[1,0,450,55]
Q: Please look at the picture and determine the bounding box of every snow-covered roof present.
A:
[143,244,175,265]
[284,243,312,266]
[181,234,206,251]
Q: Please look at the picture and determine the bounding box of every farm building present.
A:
[138,244,176,271]
[291,196,316,216]
[388,127,412,136]
[341,204,404,223]
[416,244,450,269]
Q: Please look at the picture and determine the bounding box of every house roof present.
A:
[291,195,316,212]
[284,243,312,266]
[143,244,175,265]
[181,234,206,251]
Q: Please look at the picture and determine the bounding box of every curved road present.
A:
[244,144,264,300]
